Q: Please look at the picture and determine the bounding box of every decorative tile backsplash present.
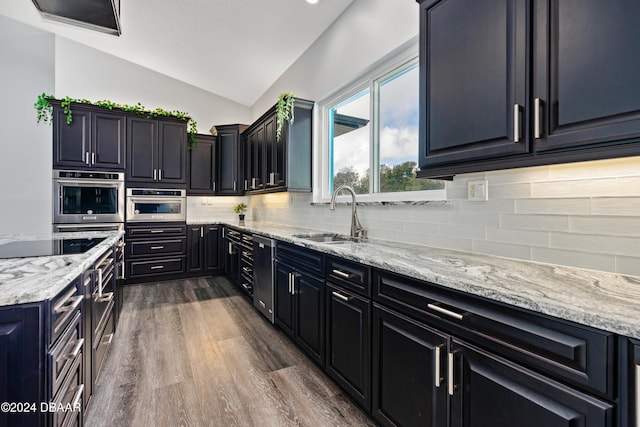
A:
[188,156,640,277]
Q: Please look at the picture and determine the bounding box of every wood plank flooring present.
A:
[84,276,375,427]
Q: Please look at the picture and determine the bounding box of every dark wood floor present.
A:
[85,276,375,427]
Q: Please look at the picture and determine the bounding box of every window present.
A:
[320,51,446,201]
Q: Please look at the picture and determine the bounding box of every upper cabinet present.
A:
[243,98,313,194]
[417,0,640,179]
[215,124,247,195]
[188,134,216,195]
[126,117,187,187]
[53,102,126,171]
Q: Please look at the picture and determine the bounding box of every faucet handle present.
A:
[360,229,368,239]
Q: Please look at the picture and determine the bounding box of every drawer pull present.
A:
[96,292,114,303]
[102,333,114,345]
[150,265,164,270]
[434,344,443,388]
[150,246,165,250]
[71,384,84,408]
[332,291,350,302]
[513,103,521,143]
[54,293,83,314]
[332,269,354,279]
[150,230,164,233]
[427,303,466,321]
[65,338,85,360]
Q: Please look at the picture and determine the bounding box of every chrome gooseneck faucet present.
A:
[330,185,366,239]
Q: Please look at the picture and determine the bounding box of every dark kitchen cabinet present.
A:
[125,222,187,282]
[417,0,640,179]
[53,103,126,171]
[325,282,371,411]
[275,243,325,365]
[188,134,216,194]
[449,339,614,427]
[243,98,313,193]
[372,305,447,427]
[127,117,187,186]
[187,224,220,273]
[216,124,247,195]
[0,305,44,427]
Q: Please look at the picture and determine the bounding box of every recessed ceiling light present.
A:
[306,0,320,4]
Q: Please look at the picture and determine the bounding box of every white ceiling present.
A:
[0,0,355,106]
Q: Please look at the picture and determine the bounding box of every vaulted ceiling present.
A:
[0,0,355,106]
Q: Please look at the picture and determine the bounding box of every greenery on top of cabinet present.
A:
[35,93,199,149]
[276,92,295,141]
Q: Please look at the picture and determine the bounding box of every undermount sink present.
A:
[292,233,359,244]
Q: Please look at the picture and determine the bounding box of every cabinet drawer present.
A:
[326,256,371,298]
[126,224,186,239]
[93,312,114,384]
[49,312,83,399]
[51,352,83,427]
[129,238,186,257]
[225,228,241,244]
[241,233,253,249]
[50,278,83,344]
[240,248,253,263]
[129,257,185,277]
[374,270,614,397]
[277,242,324,276]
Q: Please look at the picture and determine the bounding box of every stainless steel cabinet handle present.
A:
[332,291,350,302]
[97,268,104,297]
[150,265,164,270]
[288,273,292,294]
[252,178,257,189]
[513,104,521,143]
[534,98,542,139]
[103,333,114,345]
[91,152,96,165]
[85,152,90,165]
[448,351,455,396]
[434,345,443,388]
[427,303,466,321]
[54,294,83,314]
[244,180,248,191]
[53,287,79,313]
[150,246,165,250]
[233,181,237,192]
[65,338,85,360]
[120,261,126,280]
[96,292,114,303]
[332,269,354,279]
[153,169,157,180]
[71,384,84,408]
[269,172,276,186]
[201,227,204,238]
[150,230,164,233]
[159,169,163,181]
[213,181,216,192]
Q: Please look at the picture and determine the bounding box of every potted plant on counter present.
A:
[234,202,248,224]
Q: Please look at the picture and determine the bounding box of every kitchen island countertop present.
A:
[202,220,640,339]
[0,231,124,306]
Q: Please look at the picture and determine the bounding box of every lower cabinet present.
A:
[372,305,447,427]
[187,224,221,273]
[275,256,325,366]
[326,282,371,411]
[125,222,187,282]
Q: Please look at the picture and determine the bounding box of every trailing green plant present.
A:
[34,93,54,124]
[276,92,295,141]
[35,94,199,148]
[233,202,247,215]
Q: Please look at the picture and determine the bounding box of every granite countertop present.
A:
[201,220,640,339]
[0,231,124,306]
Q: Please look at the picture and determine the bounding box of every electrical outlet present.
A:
[468,180,488,201]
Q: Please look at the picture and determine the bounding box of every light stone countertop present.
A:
[0,231,124,306]
[192,220,640,339]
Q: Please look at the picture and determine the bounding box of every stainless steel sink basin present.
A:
[292,233,358,244]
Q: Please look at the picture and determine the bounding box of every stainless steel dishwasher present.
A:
[252,235,275,323]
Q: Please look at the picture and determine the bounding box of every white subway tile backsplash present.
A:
[449,212,500,227]
[515,198,591,215]
[531,178,618,198]
[570,216,640,237]
[531,247,616,272]
[485,227,549,247]
[427,235,474,252]
[439,223,486,240]
[591,197,640,216]
[550,232,640,257]
[500,214,569,232]
[472,240,532,260]
[488,183,532,200]
[548,156,640,180]
[616,256,640,276]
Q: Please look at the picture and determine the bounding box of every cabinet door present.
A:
[0,305,43,427]
[264,114,280,188]
[217,127,242,195]
[243,132,254,191]
[255,125,265,190]
[187,225,204,272]
[92,111,126,170]
[372,305,448,427]
[204,225,220,271]
[419,0,528,168]
[53,106,92,169]
[534,0,640,152]
[127,117,157,182]
[326,283,371,411]
[188,135,215,194]
[275,262,296,338]
[450,339,614,427]
[295,271,325,366]
[158,121,187,184]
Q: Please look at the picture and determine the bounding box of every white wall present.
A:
[242,0,640,277]
[0,16,54,234]
[55,37,251,133]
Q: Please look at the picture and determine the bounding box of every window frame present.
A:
[313,43,447,203]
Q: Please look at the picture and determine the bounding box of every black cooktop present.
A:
[0,237,106,259]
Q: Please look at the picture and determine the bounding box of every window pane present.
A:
[330,88,370,195]
[377,64,445,192]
